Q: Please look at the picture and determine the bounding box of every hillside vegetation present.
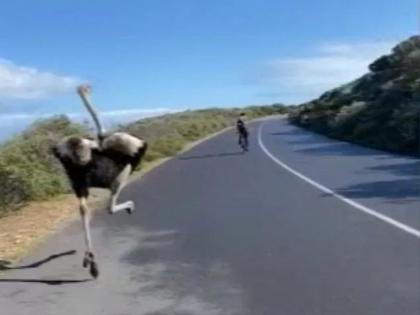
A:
[289,36,420,156]
[0,105,287,215]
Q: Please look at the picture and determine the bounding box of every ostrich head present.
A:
[77,84,92,97]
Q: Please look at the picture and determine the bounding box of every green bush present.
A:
[0,116,87,214]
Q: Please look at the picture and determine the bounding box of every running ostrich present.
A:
[52,85,147,278]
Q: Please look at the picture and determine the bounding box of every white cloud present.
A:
[256,40,397,103]
[69,108,184,128]
[92,108,182,118]
[0,107,182,124]
[0,107,184,141]
[0,58,82,99]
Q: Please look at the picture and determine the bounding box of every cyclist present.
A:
[236,112,249,151]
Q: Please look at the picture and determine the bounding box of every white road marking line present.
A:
[257,121,420,239]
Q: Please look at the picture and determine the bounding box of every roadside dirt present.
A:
[0,191,107,265]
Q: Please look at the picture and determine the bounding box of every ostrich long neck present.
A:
[79,93,106,138]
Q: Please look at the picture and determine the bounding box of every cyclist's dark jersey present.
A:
[236,118,248,135]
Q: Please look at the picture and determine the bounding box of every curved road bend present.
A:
[0,117,419,315]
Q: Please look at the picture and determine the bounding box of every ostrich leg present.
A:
[108,165,135,214]
[79,197,99,278]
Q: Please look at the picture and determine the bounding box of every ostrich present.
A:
[52,85,147,278]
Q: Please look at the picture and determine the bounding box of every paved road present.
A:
[1,117,419,315]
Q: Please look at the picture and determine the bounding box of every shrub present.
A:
[290,36,420,156]
[0,116,87,214]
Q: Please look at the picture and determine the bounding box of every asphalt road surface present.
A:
[1,117,419,315]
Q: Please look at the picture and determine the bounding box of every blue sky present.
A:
[0,0,418,140]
